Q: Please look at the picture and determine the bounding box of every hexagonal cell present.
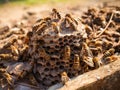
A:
[37,57,46,65]
[49,61,56,66]
[59,65,65,70]
[58,38,63,42]
[55,44,60,49]
[39,48,47,56]
[53,66,59,73]
[44,67,50,75]
[43,78,52,86]
[50,69,58,77]
[37,66,45,74]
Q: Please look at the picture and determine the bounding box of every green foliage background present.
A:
[0,0,69,5]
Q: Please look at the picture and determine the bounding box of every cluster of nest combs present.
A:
[0,5,120,90]
[0,20,32,89]
[28,6,120,89]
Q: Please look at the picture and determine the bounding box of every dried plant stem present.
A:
[95,12,114,38]
[15,82,40,89]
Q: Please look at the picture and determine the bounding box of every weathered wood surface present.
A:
[49,59,120,90]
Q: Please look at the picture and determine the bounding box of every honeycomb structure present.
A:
[28,9,88,87]
[0,24,30,89]
[28,7,120,88]
[0,25,27,62]
[0,5,120,90]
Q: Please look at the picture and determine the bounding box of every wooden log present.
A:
[49,59,120,90]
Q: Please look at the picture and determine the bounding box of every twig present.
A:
[15,82,40,89]
[95,12,114,38]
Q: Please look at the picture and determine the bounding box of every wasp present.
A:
[95,40,103,47]
[36,23,48,35]
[64,45,71,60]
[3,72,16,85]
[0,25,9,35]
[73,54,81,70]
[93,57,103,68]
[1,37,17,49]
[61,71,70,85]
[0,54,13,60]
[0,68,16,86]
[104,30,112,37]
[65,14,78,25]
[33,17,51,32]
[102,48,115,59]
[92,46,103,68]
[65,17,78,31]
[84,25,93,36]
[104,54,120,64]
[60,13,78,32]
[0,30,14,40]
[10,45,19,56]
[0,28,23,40]
[44,17,51,21]
[33,20,46,31]
[52,8,61,21]
[81,42,94,67]
[51,22,60,35]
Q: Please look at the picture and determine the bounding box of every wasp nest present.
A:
[0,24,30,89]
[0,25,28,61]
[28,6,120,89]
[0,5,120,90]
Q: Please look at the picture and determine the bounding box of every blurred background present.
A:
[0,0,119,26]
[0,0,73,5]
